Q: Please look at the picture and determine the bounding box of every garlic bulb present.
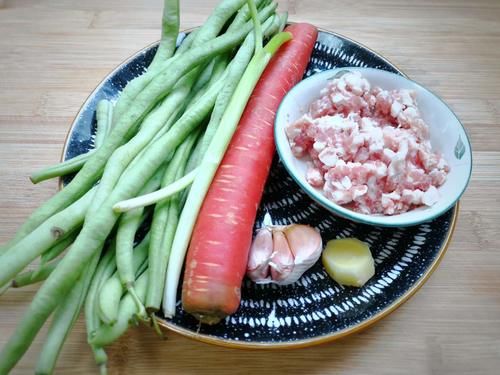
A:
[246,224,323,285]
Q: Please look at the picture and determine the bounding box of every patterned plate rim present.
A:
[59,27,458,349]
[159,203,457,349]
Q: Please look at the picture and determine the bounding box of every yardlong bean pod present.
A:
[98,234,150,325]
[0,72,229,373]
[115,164,168,315]
[35,250,101,375]
[145,130,200,312]
[84,244,116,374]
[39,229,78,266]
[29,99,113,184]
[195,13,280,164]
[0,187,96,287]
[7,0,274,249]
[148,0,180,72]
[112,0,247,124]
[94,100,113,148]
[0,1,292,372]
[90,271,150,348]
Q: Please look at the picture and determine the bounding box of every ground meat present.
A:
[286,71,449,215]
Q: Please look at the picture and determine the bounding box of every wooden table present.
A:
[1,0,499,373]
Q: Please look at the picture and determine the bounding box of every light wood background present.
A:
[1,0,499,374]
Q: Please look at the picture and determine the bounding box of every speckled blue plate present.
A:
[62,28,458,349]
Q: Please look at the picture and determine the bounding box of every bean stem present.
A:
[39,229,78,266]
[226,0,266,33]
[29,151,94,185]
[11,260,60,288]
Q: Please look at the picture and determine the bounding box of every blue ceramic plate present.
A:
[62,28,457,348]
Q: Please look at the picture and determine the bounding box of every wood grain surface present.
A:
[1,0,499,374]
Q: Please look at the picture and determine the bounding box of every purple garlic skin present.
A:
[269,230,295,282]
[246,227,273,281]
[246,224,323,285]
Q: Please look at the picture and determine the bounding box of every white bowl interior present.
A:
[275,68,472,227]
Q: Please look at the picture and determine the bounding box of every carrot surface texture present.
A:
[181,23,319,325]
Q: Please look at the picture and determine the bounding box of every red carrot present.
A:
[182,23,318,324]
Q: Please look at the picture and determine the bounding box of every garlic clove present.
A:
[284,224,322,263]
[269,230,295,282]
[246,224,324,285]
[246,227,274,282]
[278,224,323,284]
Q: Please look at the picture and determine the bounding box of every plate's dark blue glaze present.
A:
[64,30,456,347]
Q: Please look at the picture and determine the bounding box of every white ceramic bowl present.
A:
[275,67,472,227]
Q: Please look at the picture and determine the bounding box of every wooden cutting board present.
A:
[0,0,499,374]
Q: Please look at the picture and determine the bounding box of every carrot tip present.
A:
[190,312,225,326]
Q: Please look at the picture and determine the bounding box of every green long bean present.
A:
[84,244,116,374]
[0,72,227,373]
[196,14,279,164]
[148,0,180,72]
[145,130,200,312]
[0,6,279,372]
[94,100,113,149]
[7,0,267,250]
[112,0,246,124]
[29,151,94,185]
[115,164,167,316]
[174,29,197,56]
[34,250,101,375]
[0,186,95,287]
[87,80,192,216]
[98,234,150,325]
[29,99,112,184]
[88,36,230,217]
[113,54,230,214]
[90,270,149,348]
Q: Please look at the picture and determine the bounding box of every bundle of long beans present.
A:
[0,0,290,373]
